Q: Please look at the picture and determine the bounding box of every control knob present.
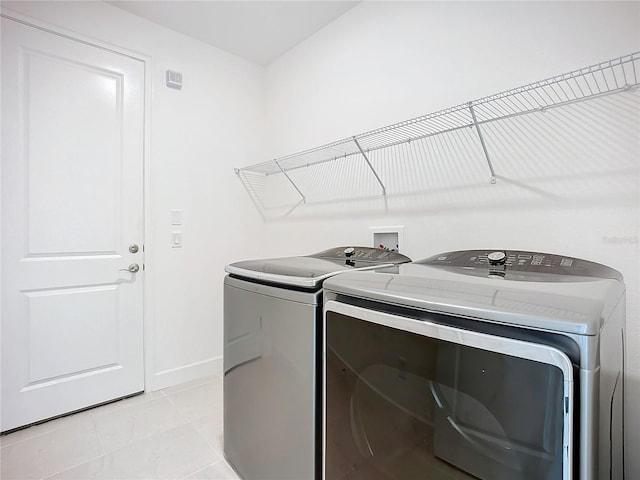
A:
[344,247,356,257]
[487,251,507,266]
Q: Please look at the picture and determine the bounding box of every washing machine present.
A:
[223,246,411,480]
[322,249,625,480]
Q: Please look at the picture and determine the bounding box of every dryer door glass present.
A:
[324,302,574,480]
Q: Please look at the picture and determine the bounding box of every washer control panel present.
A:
[312,246,411,264]
[420,249,622,281]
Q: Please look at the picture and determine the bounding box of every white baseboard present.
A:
[147,356,223,391]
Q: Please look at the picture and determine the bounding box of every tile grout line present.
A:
[180,460,216,480]
[97,396,192,455]
[89,415,118,480]
[159,375,221,397]
[39,452,108,480]
[40,393,187,480]
[2,380,223,480]
[191,416,224,459]
[2,390,160,450]
[0,416,85,450]
[163,380,226,479]
[38,415,109,480]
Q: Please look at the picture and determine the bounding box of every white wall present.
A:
[262,0,640,476]
[1,1,265,389]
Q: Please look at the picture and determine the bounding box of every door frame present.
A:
[0,8,157,393]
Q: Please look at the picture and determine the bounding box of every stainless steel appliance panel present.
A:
[324,301,573,480]
[224,276,320,480]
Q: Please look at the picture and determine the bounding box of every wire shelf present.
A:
[236,52,640,217]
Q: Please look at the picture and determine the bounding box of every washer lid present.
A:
[323,250,624,335]
[225,246,411,288]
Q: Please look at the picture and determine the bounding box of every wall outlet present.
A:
[370,226,404,252]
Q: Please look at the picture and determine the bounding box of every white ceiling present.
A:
[107,1,359,65]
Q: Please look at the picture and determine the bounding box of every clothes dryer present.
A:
[323,249,625,480]
[224,247,411,480]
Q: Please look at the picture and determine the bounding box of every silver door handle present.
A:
[120,263,140,273]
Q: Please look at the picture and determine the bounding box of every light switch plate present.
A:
[171,231,182,248]
[171,209,182,225]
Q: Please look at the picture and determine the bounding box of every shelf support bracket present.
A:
[468,102,497,184]
[353,137,386,195]
[275,160,306,203]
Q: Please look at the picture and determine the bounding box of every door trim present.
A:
[0,8,157,392]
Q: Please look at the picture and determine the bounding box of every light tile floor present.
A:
[0,374,241,480]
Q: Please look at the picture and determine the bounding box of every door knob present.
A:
[120,263,140,273]
[129,244,140,254]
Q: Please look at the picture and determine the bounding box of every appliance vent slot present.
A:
[166,70,182,90]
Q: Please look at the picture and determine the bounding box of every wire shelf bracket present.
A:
[468,102,497,184]
[275,159,306,204]
[353,136,386,195]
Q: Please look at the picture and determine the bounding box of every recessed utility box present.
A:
[166,70,183,90]
[370,226,404,252]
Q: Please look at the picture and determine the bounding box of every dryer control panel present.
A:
[420,249,622,281]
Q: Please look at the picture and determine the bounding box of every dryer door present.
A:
[323,301,574,480]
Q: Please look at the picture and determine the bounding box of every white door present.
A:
[1,17,145,431]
